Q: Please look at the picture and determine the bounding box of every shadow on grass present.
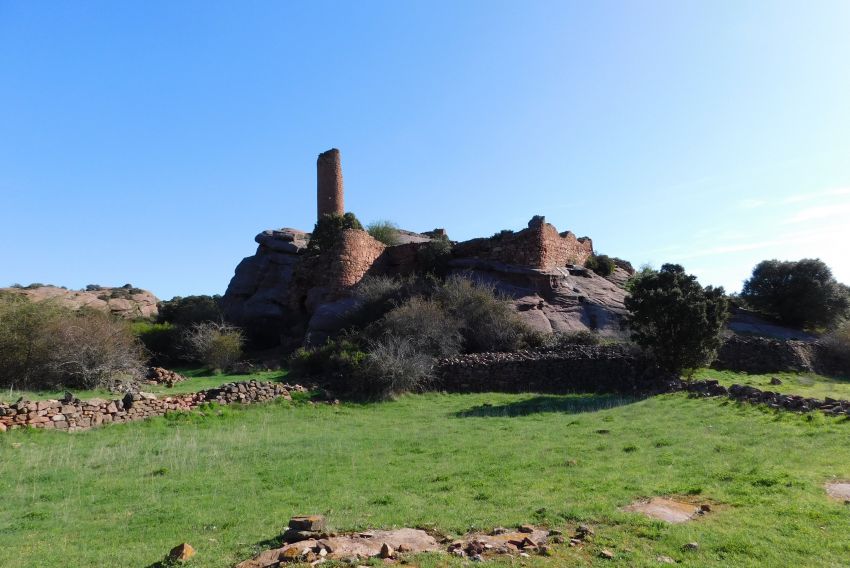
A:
[456,394,644,417]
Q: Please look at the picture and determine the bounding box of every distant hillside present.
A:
[0,285,159,319]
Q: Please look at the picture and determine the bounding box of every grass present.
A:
[0,369,289,404]
[694,368,850,400]
[3,390,850,567]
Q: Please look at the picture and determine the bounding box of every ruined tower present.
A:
[317,148,344,219]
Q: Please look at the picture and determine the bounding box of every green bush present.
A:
[436,275,530,353]
[417,234,453,276]
[366,220,400,246]
[180,322,244,372]
[585,254,615,277]
[288,338,368,383]
[741,258,850,329]
[306,212,363,255]
[820,321,850,377]
[157,295,223,326]
[625,264,728,374]
[132,321,178,365]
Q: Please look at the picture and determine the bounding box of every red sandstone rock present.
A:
[168,542,196,562]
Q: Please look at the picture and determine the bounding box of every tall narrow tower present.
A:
[317,148,344,219]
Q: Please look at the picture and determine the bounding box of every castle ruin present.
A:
[317,148,344,219]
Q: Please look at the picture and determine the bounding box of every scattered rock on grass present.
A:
[168,543,196,562]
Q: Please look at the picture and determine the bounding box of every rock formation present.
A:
[222,149,632,346]
[0,285,159,319]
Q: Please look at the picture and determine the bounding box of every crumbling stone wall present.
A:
[452,216,593,270]
[317,149,344,219]
[0,380,298,433]
[434,344,673,394]
[712,335,816,374]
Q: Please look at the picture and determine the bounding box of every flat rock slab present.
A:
[623,497,700,523]
[236,528,440,567]
[825,482,850,500]
[464,529,549,548]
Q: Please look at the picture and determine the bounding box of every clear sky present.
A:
[2,1,849,300]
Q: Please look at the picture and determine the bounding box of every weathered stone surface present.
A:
[168,542,196,562]
[0,285,159,319]
[622,498,700,523]
[825,482,850,501]
[288,515,326,532]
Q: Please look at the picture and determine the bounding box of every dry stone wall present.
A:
[434,344,674,394]
[325,229,387,289]
[0,380,298,433]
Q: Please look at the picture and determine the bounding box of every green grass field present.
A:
[3,383,850,567]
[694,368,850,400]
[0,369,289,404]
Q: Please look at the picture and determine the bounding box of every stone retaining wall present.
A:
[433,344,675,394]
[712,335,848,377]
[0,380,299,433]
[685,379,850,417]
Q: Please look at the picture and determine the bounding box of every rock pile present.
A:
[144,367,186,387]
[685,379,850,416]
[237,517,565,567]
[0,380,300,433]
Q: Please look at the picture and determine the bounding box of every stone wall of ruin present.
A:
[325,229,387,289]
[452,219,593,270]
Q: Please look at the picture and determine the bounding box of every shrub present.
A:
[373,297,462,357]
[41,313,146,390]
[157,295,223,326]
[417,234,453,276]
[366,220,400,246]
[306,212,363,254]
[180,322,244,372]
[288,338,367,383]
[350,275,435,327]
[585,254,615,277]
[85,284,103,291]
[436,275,529,352]
[0,294,146,390]
[353,335,434,399]
[132,321,179,365]
[0,294,66,388]
[741,259,850,329]
[625,264,729,374]
[820,321,850,377]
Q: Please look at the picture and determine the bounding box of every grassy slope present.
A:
[0,369,288,404]
[2,392,850,567]
[694,369,850,400]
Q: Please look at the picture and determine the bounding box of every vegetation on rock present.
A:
[366,219,401,245]
[584,253,615,277]
[306,212,363,254]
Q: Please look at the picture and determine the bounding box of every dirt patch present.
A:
[825,482,850,501]
[622,497,704,523]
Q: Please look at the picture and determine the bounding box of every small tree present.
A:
[181,322,244,372]
[625,264,728,374]
[741,259,850,328]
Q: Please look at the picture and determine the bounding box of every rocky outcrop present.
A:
[221,228,309,343]
[449,259,630,337]
[0,285,159,319]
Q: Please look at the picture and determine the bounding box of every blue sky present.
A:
[1,1,849,300]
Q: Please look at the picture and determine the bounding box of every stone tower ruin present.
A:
[317,148,344,219]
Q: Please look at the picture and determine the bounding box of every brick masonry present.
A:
[452,216,593,270]
[317,149,344,219]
